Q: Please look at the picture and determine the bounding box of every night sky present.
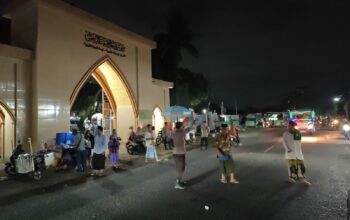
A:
[51,1,350,109]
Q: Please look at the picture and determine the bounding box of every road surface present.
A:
[0,128,349,220]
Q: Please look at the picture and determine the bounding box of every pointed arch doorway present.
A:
[0,101,16,160]
[152,106,164,134]
[70,56,138,139]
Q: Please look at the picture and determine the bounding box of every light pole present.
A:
[203,109,207,123]
[333,97,341,116]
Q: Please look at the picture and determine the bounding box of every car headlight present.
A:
[342,124,350,131]
[307,124,314,129]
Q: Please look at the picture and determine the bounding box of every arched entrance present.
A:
[70,56,137,139]
[152,106,164,134]
[0,101,15,160]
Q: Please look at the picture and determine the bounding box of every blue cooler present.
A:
[56,132,74,145]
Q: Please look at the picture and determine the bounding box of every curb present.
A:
[0,141,205,183]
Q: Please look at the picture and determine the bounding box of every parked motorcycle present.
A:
[155,131,163,146]
[126,139,146,155]
[4,138,54,180]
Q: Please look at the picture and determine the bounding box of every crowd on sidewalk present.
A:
[3,118,312,191]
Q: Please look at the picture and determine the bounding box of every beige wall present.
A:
[33,1,170,146]
[0,47,32,159]
[1,0,171,150]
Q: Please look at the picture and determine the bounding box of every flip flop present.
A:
[229,180,240,184]
[220,179,227,184]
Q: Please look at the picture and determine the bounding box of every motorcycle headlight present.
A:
[333,120,339,125]
[342,124,350,131]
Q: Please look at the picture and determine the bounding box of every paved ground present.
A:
[0,128,349,220]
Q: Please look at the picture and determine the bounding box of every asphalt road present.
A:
[0,128,349,220]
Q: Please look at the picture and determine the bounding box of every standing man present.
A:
[216,124,239,184]
[282,121,311,186]
[91,126,107,177]
[162,122,169,150]
[90,118,98,137]
[200,122,210,150]
[70,127,86,172]
[170,122,188,190]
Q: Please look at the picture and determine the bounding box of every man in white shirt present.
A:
[282,121,311,186]
[91,126,107,177]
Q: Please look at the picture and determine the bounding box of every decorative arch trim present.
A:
[0,101,16,122]
[152,105,163,113]
[70,55,138,116]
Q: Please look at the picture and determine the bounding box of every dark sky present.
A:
[67,0,350,110]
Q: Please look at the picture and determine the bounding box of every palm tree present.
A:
[152,11,199,82]
[152,12,209,106]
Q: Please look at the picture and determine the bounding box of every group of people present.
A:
[66,123,120,177]
[171,120,311,190]
[67,117,311,189]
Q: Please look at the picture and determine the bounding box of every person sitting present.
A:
[10,140,25,165]
[128,126,137,142]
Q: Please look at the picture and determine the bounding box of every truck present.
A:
[288,109,316,135]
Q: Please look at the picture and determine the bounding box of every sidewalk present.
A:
[0,138,209,199]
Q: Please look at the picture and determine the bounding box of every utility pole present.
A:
[235,98,238,115]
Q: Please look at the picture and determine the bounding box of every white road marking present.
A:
[264,145,275,153]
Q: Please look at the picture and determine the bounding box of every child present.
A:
[108,129,120,168]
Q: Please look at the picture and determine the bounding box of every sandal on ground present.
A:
[98,173,104,177]
[229,179,240,184]
[300,178,311,186]
[220,179,227,184]
[288,178,296,184]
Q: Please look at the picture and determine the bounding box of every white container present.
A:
[16,154,34,173]
[44,152,55,167]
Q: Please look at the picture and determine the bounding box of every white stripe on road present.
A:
[264,145,275,153]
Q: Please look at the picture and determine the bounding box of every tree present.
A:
[152,12,209,106]
[71,77,102,129]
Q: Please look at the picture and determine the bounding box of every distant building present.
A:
[0,0,172,159]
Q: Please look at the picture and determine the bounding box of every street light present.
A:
[334,97,341,102]
[203,109,208,123]
[333,97,341,116]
